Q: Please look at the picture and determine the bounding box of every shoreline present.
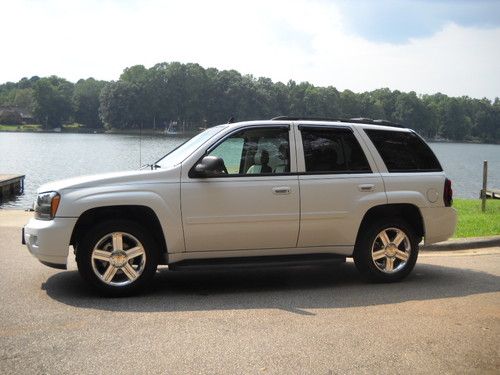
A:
[0,128,199,137]
[1,127,499,144]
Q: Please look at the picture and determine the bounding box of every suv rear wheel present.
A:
[354,218,419,282]
[76,220,159,296]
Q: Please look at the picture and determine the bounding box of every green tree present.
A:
[437,97,471,140]
[121,65,149,124]
[492,98,500,141]
[369,88,399,121]
[288,80,314,116]
[393,92,434,136]
[357,92,385,119]
[33,76,73,129]
[73,78,106,128]
[2,60,495,142]
[13,88,35,112]
[339,89,361,118]
[99,81,140,129]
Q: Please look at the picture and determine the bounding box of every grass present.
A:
[63,123,84,129]
[0,124,41,131]
[453,198,500,238]
[0,123,85,131]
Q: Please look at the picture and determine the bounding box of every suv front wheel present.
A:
[76,220,159,296]
[354,219,419,282]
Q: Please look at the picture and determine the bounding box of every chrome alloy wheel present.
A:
[91,232,146,286]
[371,227,411,274]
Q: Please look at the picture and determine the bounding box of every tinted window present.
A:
[207,127,290,175]
[300,127,371,173]
[365,129,442,172]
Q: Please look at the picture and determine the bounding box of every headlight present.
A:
[34,192,61,220]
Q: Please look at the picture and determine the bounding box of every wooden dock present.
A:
[485,188,500,199]
[0,174,25,201]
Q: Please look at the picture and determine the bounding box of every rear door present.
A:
[362,128,446,207]
[296,124,386,248]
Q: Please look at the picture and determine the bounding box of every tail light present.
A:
[444,178,453,207]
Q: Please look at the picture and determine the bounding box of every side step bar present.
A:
[169,253,346,271]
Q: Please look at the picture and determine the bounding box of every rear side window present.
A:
[365,129,442,172]
[300,127,371,173]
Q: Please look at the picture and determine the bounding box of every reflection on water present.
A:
[0,132,499,208]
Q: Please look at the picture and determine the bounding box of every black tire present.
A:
[76,220,159,296]
[353,218,419,282]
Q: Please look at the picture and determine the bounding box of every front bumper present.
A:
[23,217,78,269]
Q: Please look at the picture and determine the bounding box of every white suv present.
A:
[23,117,457,295]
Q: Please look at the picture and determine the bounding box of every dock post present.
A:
[481,160,488,212]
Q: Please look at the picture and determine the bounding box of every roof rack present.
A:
[271,116,405,128]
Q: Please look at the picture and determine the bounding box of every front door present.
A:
[181,125,300,252]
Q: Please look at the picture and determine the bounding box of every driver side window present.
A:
[208,127,290,175]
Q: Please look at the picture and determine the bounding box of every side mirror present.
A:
[190,156,226,178]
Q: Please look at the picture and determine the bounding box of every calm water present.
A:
[1,132,499,209]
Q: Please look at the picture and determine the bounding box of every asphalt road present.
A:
[1,212,499,374]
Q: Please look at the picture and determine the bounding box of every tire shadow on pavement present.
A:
[39,260,500,314]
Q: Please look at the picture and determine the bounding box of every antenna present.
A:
[139,121,142,168]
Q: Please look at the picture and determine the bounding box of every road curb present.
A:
[421,235,500,251]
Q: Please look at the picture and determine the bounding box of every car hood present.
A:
[37,167,179,193]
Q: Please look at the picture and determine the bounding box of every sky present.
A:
[1,0,500,99]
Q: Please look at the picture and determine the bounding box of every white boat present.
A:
[165,121,181,135]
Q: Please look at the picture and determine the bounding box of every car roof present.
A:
[223,117,412,132]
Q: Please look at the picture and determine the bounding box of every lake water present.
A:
[1,132,499,209]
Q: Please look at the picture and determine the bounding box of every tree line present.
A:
[0,61,498,142]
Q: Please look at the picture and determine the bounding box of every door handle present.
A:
[358,184,375,192]
[272,186,291,195]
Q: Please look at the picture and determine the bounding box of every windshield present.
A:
[155,125,227,168]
